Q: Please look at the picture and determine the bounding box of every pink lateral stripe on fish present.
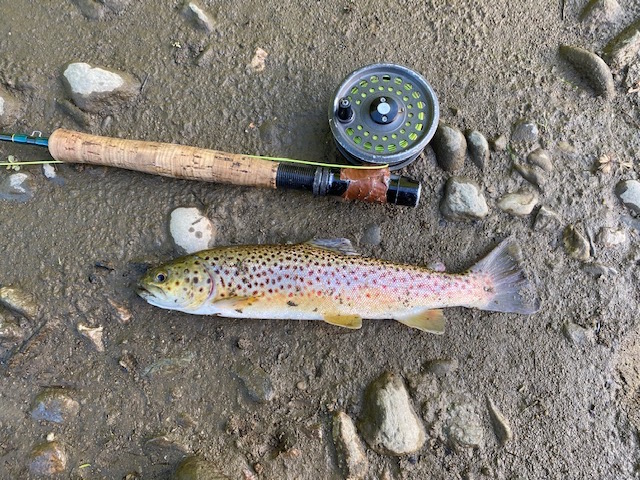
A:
[137,237,540,334]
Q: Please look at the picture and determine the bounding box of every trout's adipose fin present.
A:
[323,314,363,329]
[395,309,446,334]
[470,238,540,314]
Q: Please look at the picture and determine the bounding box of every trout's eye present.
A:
[155,272,167,283]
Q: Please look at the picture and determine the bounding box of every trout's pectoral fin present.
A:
[394,309,446,334]
[323,314,363,329]
[213,296,260,313]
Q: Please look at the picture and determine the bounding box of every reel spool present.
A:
[329,63,439,171]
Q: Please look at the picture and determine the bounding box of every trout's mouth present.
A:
[136,283,164,301]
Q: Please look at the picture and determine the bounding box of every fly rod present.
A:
[0,129,421,207]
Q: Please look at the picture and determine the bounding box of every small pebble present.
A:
[175,456,231,480]
[77,323,105,352]
[361,224,381,246]
[170,207,217,254]
[332,411,368,480]
[563,224,591,261]
[249,48,268,73]
[557,141,576,153]
[444,401,484,449]
[465,130,489,170]
[624,60,640,93]
[0,86,22,128]
[31,388,80,424]
[596,227,627,247]
[196,43,215,67]
[72,0,105,19]
[511,120,539,144]
[490,134,507,151]
[603,18,640,71]
[0,313,23,342]
[580,0,623,25]
[0,173,35,203]
[559,45,615,99]
[583,263,618,277]
[440,177,489,221]
[486,397,512,445]
[534,206,562,231]
[431,123,467,172]
[497,190,538,216]
[182,1,215,33]
[527,148,553,172]
[42,164,57,179]
[107,298,132,323]
[424,358,458,376]
[513,162,545,189]
[615,179,640,215]
[0,285,39,319]
[62,62,141,113]
[358,371,426,456]
[29,441,67,476]
[233,358,275,403]
[563,322,592,345]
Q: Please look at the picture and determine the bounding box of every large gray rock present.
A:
[358,372,426,456]
[332,411,368,480]
[579,0,623,25]
[432,123,466,172]
[440,177,489,221]
[511,119,539,144]
[0,87,22,128]
[62,62,141,113]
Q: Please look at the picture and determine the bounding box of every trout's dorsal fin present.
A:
[323,313,363,329]
[395,309,446,334]
[306,238,360,256]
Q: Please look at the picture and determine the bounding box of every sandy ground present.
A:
[1,0,640,478]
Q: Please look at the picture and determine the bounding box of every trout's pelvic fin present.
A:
[213,296,259,312]
[395,309,446,334]
[306,238,360,256]
[323,313,363,329]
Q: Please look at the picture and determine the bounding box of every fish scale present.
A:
[137,238,540,334]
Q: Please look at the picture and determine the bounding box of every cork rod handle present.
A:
[48,129,278,188]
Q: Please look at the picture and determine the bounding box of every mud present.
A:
[1,0,640,478]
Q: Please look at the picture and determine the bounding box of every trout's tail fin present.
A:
[470,238,540,314]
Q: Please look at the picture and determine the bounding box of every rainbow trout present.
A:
[137,238,539,334]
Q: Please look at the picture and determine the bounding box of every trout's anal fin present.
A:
[323,314,363,329]
[395,309,446,334]
[306,238,360,256]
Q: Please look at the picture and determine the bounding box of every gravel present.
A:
[431,123,467,172]
[62,62,141,113]
[497,190,538,216]
[358,371,426,456]
[465,130,489,170]
[615,179,640,215]
[169,207,217,254]
[332,411,368,480]
[440,177,489,221]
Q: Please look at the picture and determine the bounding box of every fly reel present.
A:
[329,63,439,171]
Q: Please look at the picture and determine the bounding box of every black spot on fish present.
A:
[235,309,243,314]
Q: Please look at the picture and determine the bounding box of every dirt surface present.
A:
[1,0,640,478]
